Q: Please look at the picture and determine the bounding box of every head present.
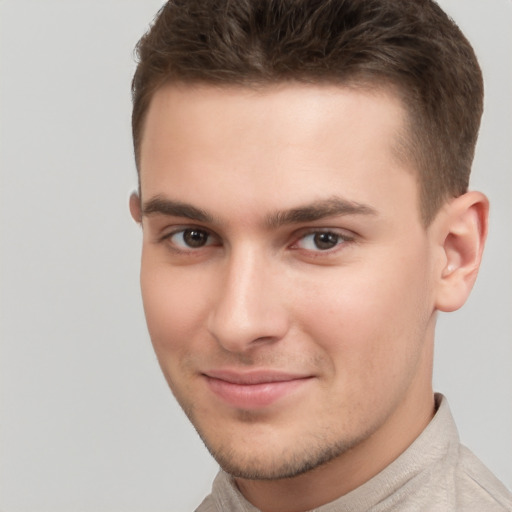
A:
[129,0,488,504]
[132,0,484,225]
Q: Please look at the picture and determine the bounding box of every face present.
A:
[134,83,439,480]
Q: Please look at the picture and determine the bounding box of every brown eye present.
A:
[168,228,213,249]
[182,229,209,248]
[313,232,340,250]
[294,230,350,252]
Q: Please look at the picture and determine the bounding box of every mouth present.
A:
[202,369,313,409]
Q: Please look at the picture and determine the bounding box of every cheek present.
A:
[294,249,433,371]
[140,256,210,357]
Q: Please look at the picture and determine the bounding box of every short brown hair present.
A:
[132,0,483,224]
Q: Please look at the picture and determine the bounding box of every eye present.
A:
[294,230,350,251]
[167,228,215,250]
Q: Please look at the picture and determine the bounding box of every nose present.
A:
[207,246,290,353]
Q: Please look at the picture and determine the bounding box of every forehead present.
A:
[140,82,407,161]
[139,83,419,224]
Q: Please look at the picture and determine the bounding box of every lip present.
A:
[202,369,313,409]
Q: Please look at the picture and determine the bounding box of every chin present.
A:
[197,427,360,481]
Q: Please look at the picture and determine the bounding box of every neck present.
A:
[235,376,435,512]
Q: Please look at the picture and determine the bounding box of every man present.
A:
[128,0,512,510]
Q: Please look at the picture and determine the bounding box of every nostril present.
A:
[253,336,278,345]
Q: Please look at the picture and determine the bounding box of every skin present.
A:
[130,83,488,512]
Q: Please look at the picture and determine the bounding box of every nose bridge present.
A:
[207,242,288,352]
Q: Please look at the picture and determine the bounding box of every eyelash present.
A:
[160,227,220,254]
[290,229,354,254]
[159,226,354,256]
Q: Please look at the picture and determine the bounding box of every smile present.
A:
[203,370,313,409]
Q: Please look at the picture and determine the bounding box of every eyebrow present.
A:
[141,195,377,227]
[265,196,378,228]
[142,196,215,223]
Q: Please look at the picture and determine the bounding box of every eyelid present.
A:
[289,227,356,252]
[156,224,355,256]
[159,225,221,252]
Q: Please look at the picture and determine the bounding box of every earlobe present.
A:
[434,191,489,312]
[129,191,142,224]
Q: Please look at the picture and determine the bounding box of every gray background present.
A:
[0,1,510,511]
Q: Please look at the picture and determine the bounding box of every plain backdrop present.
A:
[0,1,510,511]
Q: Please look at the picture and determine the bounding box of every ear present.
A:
[129,191,142,224]
[434,191,489,312]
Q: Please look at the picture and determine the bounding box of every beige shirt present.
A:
[195,395,512,511]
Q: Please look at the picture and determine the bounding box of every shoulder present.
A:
[194,494,216,512]
[374,395,512,512]
[452,444,512,511]
[192,471,259,512]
